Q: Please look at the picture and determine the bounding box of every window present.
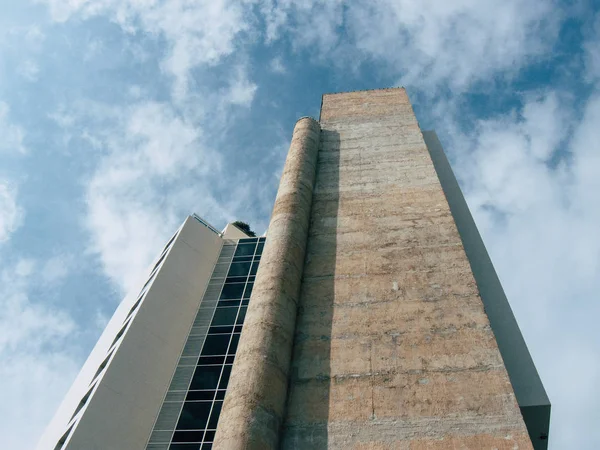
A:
[219,283,245,300]
[227,262,251,277]
[201,335,230,356]
[234,243,256,257]
[176,402,212,430]
[211,308,238,326]
[190,366,222,390]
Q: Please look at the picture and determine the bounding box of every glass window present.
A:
[215,390,226,400]
[204,430,216,441]
[243,283,253,299]
[219,365,232,389]
[190,365,221,390]
[228,334,240,354]
[225,276,247,284]
[225,355,235,364]
[201,334,230,356]
[234,243,256,257]
[219,283,245,299]
[197,355,225,365]
[256,242,264,255]
[170,443,201,450]
[217,299,241,308]
[211,307,238,326]
[186,390,215,401]
[176,401,212,430]
[172,430,204,442]
[208,325,234,335]
[239,237,258,243]
[250,261,259,276]
[236,307,247,325]
[227,262,251,277]
[201,443,213,450]
[241,299,249,306]
[207,401,223,429]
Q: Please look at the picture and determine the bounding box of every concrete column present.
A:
[213,117,321,449]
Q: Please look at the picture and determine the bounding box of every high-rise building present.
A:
[38,88,550,450]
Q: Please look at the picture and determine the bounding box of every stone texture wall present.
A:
[281,89,533,449]
[214,118,321,449]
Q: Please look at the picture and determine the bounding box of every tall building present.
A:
[38,88,550,450]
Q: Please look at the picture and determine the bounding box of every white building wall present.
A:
[37,216,227,450]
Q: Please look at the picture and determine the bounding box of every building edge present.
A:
[422,130,551,450]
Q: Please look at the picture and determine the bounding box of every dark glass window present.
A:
[228,334,240,354]
[225,275,247,284]
[236,307,247,324]
[202,443,213,450]
[239,238,258,243]
[225,355,235,364]
[190,365,221,390]
[172,430,204,442]
[227,262,251,277]
[201,334,230,356]
[215,390,226,400]
[186,390,215,401]
[243,283,253,299]
[234,243,256,257]
[219,365,232,389]
[256,242,264,255]
[176,402,212,430]
[207,401,223,429]
[241,299,249,306]
[217,299,241,307]
[170,444,200,450]
[204,430,216,441]
[211,308,237,326]
[208,325,233,335]
[198,355,225,365]
[250,261,259,276]
[219,283,245,299]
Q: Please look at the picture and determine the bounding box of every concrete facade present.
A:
[282,89,534,449]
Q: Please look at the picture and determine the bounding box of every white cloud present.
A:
[83,101,234,292]
[261,0,560,93]
[40,255,73,285]
[40,0,253,99]
[0,101,26,154]
[0,181,23,243]
[0,259,79,450]
[269,57,286,74]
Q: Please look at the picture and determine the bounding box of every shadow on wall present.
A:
[280,129,340,448]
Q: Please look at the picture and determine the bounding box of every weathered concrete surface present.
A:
[281,88,533,449]
[213,118,321,449]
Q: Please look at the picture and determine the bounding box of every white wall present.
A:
[36,216,224,450]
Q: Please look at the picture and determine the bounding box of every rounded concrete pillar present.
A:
[213,117,321,449]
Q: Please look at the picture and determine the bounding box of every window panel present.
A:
[228,334,240,354]
[203,430,216,442]
[208,325,233,335]
[169,444,200,450]
[207,401,223,429]
[243,283,253,299]
[189,365,221,390]
[176,402,211,430]
[217,299,241,307]
[256,242,264,255]
[234,243,256,257]
[210,308,238,326]
[197,355,225,365]
[219,283,245,300]
[218,365,232,390]
[227,262,251,277]
[201,334,231,356]
[250,261,259,276]
[172,430,204,442]
[225,276,247,284]
[215,390,226,400]
[186,390,215,401]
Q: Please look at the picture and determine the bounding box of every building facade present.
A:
[39,88,549,450]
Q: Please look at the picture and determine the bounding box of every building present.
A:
[38,88,550,450]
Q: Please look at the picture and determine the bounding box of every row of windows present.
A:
[168,237,264,447]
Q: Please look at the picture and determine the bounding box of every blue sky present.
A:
[1,0,599,448]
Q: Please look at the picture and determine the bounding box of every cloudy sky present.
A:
[0,0,598,448]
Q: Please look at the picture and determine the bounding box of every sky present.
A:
[0,0,598,448]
